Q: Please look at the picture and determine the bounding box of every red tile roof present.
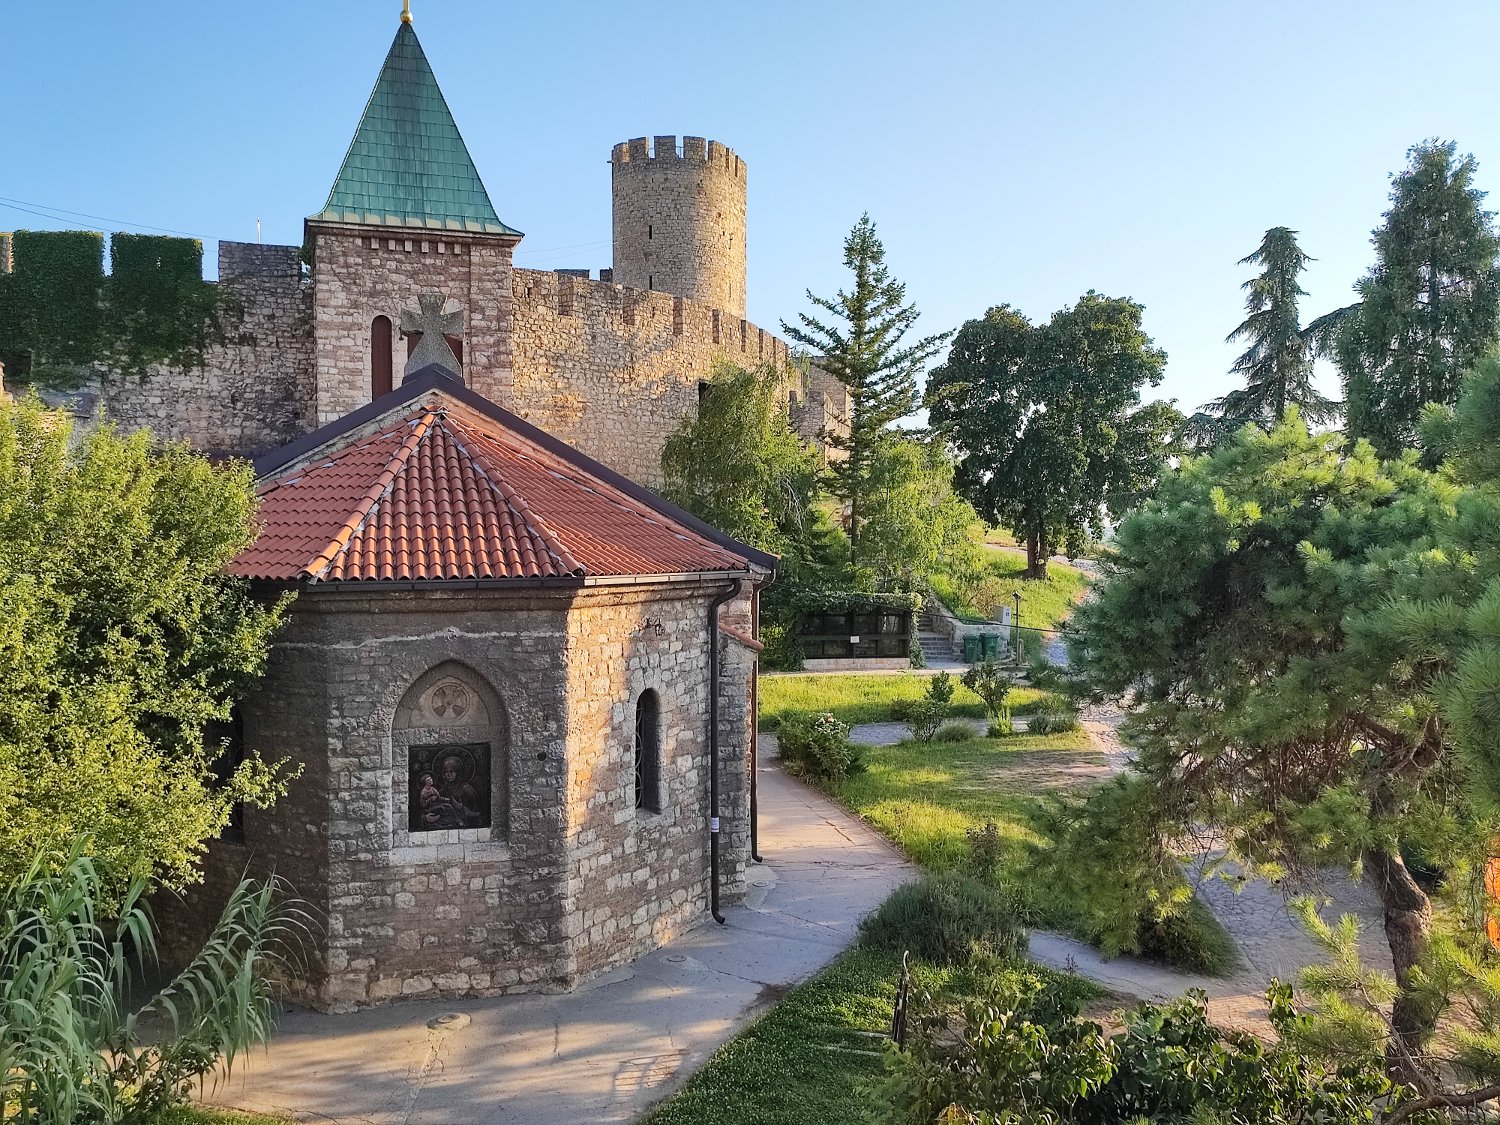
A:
[232,392,755,583]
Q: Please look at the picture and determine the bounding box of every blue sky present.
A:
[5,1,1500,411]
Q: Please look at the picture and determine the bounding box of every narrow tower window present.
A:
[634,690,661,814]
[371,315,393,399]
[648,224,653,240]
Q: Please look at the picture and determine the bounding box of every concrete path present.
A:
[200,763,913,1125]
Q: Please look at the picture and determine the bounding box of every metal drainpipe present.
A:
[707,577,744,925]
[750,574,772,864]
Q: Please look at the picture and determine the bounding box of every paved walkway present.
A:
[201,764,913,1125]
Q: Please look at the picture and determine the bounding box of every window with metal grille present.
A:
[634,690,661,813]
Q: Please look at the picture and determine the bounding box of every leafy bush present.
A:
[0,844,303,1124]
[875,971,1411,1125]
[986,718,1014,738]
[758,620,804,672]
[858,872,1026,964]
[960,659,1013,720]
[907,673,956,742]
[776,712,862,781]
[1136,895,1239,976]
[964,820,1005,876]
[933,722,974,742]
[1028,708,1080,735]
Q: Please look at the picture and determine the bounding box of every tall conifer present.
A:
[1314,141,1500,456]
[782,215,948,567]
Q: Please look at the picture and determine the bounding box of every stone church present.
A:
[151,10,799,1010]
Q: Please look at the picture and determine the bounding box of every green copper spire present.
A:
[313,21,520,236]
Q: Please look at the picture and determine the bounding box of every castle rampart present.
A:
[90,241,315,458]
[510,267,797,486]
[611,136,747,320]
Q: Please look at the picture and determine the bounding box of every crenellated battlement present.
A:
[611,135,746,180]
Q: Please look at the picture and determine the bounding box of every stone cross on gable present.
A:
[401,292,464,382]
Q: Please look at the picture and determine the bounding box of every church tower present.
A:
[305,7,523,424]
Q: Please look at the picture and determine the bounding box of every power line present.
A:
[0,195,211,238]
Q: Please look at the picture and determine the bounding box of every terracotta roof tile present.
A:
[231,391,750,584]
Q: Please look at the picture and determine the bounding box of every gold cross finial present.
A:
[401,0,412,24]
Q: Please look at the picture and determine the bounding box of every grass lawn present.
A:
[641,947,901,1125]
[759,672,1048,731]
[834,730,1099,930]
[932,551,1090,632]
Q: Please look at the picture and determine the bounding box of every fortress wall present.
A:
[509,268,797,487]
[90,241,316,458]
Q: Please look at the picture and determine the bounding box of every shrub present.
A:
[875,973,1408,1125]
[987,718,1014,738]
[0,843,303,1124]
[1028,709,1080,735]
[933,721,974,742]
[1136,896,1239,975]
[908,673,955,742]
[858,872,1027,964]
[964,820,1005,875]
[758,621,804,672]
[960,660,1013,720]
[776,712,861,782]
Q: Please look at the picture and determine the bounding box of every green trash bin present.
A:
[982,632,999,659]
[962,634,980,663]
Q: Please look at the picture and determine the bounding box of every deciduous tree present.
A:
[0,396,290,899]
[927,293,1176,577]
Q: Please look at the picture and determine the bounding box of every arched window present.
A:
[634,690,661,814]
[371,315,393,398]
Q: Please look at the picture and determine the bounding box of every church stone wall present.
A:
[562,584,752,979]
[166,581,754,1011]
[89,241,315,458]
[510,268,799,487]
[308,223,518,426]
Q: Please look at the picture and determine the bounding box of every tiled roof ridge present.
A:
[442,399,741,563]
[304,409,438,581]
[434,409,586,577]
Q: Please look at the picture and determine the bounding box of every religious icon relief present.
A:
[408,742,491,832]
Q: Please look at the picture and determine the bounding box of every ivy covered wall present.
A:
[0,230,225,387]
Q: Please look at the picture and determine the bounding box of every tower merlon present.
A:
[611,136,744,176]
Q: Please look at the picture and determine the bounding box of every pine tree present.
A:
[1312,140,1500,456]
[1194,227,1336,441]
[781,215,949,568]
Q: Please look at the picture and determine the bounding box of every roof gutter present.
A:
[707,577,743,925]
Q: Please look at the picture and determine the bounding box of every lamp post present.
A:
[1011,590,1022,664]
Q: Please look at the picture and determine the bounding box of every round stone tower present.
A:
[611,136,747,319]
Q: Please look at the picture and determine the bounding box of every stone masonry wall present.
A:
[561,584,753,979]
[309,223,518,426]
[611,136,747,319]
[88,241,316,458]
[511,268,833,487]
[168,580,755,1011]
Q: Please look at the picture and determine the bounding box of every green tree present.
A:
[857,435,979,591]
[927,293,1177,577]
[1068,409,1494,1078]
[660,360,825,576]
[1311,141,1500,457]
[781,215,949,567]
[0,396,290,899]
[1190,227,1337,445]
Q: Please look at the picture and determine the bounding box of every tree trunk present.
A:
[1025,529,1048,580]
[1365,843,1436,1084]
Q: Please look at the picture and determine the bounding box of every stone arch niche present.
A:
[391,661,509,853]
